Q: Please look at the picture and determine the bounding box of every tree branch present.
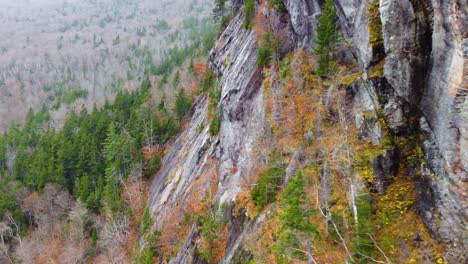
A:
[367,233,392,264]
[288,247,318,264]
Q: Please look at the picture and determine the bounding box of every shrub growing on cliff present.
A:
[243,0,255,29]
[202,69,216,92]
[257,32,280,68]
[314,0,338,76]
[254,2,288,68]
[141,208,153,234]
[251,164,284,211]
[145,152,161,177]
[196,203,228,262]
[257,46,272,68]
[219,15,231,33]
[267,0,286,12]
[209,111,221,136]
[135,229,162,263]
[352,191,377,262]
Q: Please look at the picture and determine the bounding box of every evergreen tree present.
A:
[104,124,123,180]
[104,179,123,212]
[15,145,28,182]
[77,173,91,203]
[158,96,166,112]
[54,134,67,188]
[87,175,104,211]
[275,171,318,262]
[103,123,134,211]
[352,192,377,261]
[279,171,314,233]
[172,71,180,87]
[140,77,152,93]
[251,165,284,211]
[314,0,338,76]
[174,89,192,121]
[141,208,153,234]
[0,136,7,171]
[243,0,255,29]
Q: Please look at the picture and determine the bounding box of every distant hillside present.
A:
[0,0,213,131]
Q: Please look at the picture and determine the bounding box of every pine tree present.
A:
[78,173,91,203]
[108,126,134,177]
[172,71,180,87]
[174,89,192,121]
[280,171,314,232]
[275,171,318,262]
[140,77,151,93]
[251,165,284,211]
[314,0,338,76]
[14,145,28,181]
[141,208,153,234]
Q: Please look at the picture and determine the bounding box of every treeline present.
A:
[0,8,217,249]
[0,78,193,225]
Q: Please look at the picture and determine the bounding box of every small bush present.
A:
[267,0,286,12]
[219,15,231,32]
[243,0,255,29]
[141,208,153,234]
[209,112,221,136]
[202,70,216,92]
[257,47,272,68]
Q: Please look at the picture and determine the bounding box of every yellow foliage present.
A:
[340,71,362,86]
[367,0,384,47]
[369,59,385,78]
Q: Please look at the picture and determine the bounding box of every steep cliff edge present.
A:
[147,0,467,263]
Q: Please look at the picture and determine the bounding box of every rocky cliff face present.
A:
[147,0,467,263]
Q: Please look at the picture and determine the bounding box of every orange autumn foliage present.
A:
[276,51,325,150]
[193,63,209,79]
[189,82,199,95]
[158,208,192,260]
[253,0,288,45]
[158,159,221,261]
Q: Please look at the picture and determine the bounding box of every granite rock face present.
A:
[148,10,267,260]
[148,0,467,262]
[337,0,467,260]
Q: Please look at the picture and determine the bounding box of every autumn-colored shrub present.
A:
[144,152,161,177]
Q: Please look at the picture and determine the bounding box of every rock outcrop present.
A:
[147,0,467,262]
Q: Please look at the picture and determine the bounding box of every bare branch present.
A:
[367,233,392,264]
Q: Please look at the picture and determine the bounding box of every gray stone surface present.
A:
[147,0,468,261]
